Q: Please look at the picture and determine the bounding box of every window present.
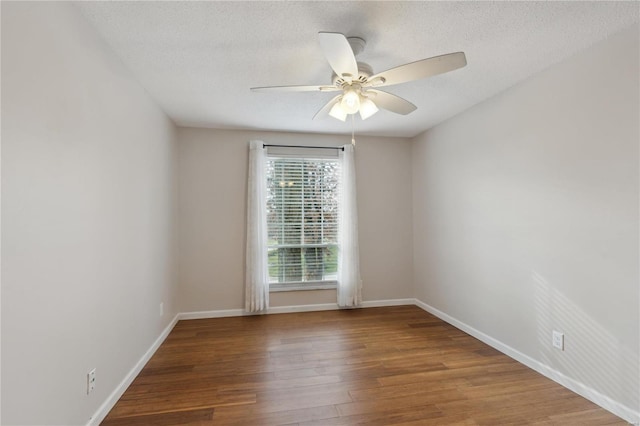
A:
[265,156,340,290]
[246,141,360,310]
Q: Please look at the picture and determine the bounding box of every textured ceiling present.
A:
[75,1,639,138]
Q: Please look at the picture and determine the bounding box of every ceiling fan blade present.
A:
[251,85,340,93]
[368,90,417,115]
[313,95,342,120]
[368,52,467,87]
[318,32,358,82]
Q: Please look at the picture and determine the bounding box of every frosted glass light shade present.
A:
[329,102,347,121]
[359,98,379,120]
[340,89,360,114]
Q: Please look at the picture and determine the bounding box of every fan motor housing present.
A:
[332,62,373,87]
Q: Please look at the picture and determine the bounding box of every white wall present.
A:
[1,3,179,425]
[177,128,413,312]
[412,24,639,417]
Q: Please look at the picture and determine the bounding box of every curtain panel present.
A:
[245,140,269,312]
[337,143,362,307]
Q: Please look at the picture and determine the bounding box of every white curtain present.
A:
[337,143,362,307]
[245,140,269,312]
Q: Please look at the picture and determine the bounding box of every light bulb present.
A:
[329,102,347,121]
[359,97,379,120]
[340,88,360,114]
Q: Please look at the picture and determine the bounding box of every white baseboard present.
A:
[177,298,415,320]
[268,303,338,314]
[87,314,179,426]
[362,298,416,308]
[414,299,640,425]
[178,308,246,320]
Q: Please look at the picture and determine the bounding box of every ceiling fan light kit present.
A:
[251,32,467,123]
[328,86,379,122]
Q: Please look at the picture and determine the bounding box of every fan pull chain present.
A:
[351,114,356,146]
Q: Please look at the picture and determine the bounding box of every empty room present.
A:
[1,1,638,425]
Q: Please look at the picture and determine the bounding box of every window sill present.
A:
[269,282,337,292]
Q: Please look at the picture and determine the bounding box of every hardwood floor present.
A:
[102,306,626,425]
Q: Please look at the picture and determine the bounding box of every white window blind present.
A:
[266,156,340,287]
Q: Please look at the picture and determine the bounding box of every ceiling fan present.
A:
[251,32,467,122]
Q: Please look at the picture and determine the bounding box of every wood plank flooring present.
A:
[102,305,626,425]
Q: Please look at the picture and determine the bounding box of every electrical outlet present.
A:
[87,368,96,394]
[159,302,164,317]
[552,331,564,350]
